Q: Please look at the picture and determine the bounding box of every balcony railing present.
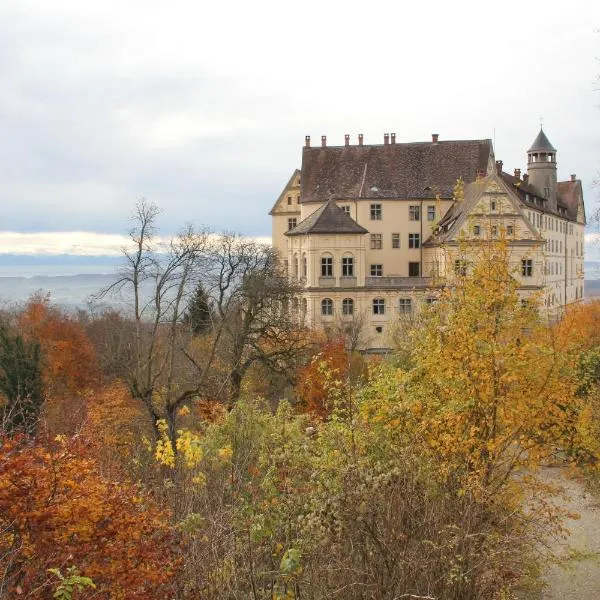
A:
[365,276,433,288]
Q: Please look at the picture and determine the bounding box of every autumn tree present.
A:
[401,238,582,496]
[101,202,308,446]
[0,434,179,598]
[18,295,99,398]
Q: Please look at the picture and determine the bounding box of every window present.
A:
[341,205,351,215]
[409,205,420,221]
[491,200,497,211]
[409,262,420,277]
[342,256,354,277]
[424,298,436,305]
[287,217,297,230]
[372,298,385,315]
[370,233,382,249]
[302,256,307,278]
[491,225,498,237]
[392,233,400,248]
[507,225,514,237]
[408,233,420,248]
[370,264,383,276]
[398,298,412,314]
[370,203,382,220]
[284,258,289,274]
[321,256,333,277]
[375,326,383,333]
[522,259,533,277]
[473,224,481,236]
[287,196,292,205]
[342,298,354,316]
[454,259,467,276]
[427,205,436,221]
[321,298,333,316]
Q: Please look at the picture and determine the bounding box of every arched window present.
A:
[342,298,354,316]
[321,298,333,316]
[302,254,307,278]
[293,253,299,278]
[321,254,333,277]
[292,298,299,314]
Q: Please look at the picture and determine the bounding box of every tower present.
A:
[526,128,557,211]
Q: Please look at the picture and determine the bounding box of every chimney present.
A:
[358,133,364,146]
[344,134,350,146]
[514,168,521,179]
[476,169,486,180]
[321,135,327,147]
[390,133,396,144]
[523,173,529,183]
[570,174,577,182]
[384,133,389,145]
[305,135,311,148]
[432,133,439,144]
[495,160,503,175]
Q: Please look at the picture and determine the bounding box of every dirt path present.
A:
[535,467,600,600]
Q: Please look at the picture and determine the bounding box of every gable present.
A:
[269,169,301,215]
[428,175,541,245]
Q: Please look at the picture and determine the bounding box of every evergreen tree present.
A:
[183,282,212,335]
[0,323,44,435]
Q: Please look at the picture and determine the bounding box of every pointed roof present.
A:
[528,128,556,153]
[285,200,368,236]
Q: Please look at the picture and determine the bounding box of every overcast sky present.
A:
[1,0,599,255]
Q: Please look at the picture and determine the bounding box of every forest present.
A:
[2,202,600,599]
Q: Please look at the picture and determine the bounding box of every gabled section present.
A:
[426,173,541,246]
[285,199,368,236]
[557,179,586,225]
[269,169,301,215]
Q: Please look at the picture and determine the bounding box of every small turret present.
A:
[526,127,557,211]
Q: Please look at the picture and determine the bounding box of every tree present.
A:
[182,281,212,335]
[0,323,44,435]
[201,234,308,403]
[100,202,308,446]
[403,238,582,495]
[0,434,179,598]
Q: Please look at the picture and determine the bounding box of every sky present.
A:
[1,0,599,259]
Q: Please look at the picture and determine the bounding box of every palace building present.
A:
[269,129,586,350]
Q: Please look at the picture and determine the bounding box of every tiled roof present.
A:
[527,128,556,153]
[557,180,586,224]
[501,172,576,221]
[299,139,493,203]
[285,199,368,236]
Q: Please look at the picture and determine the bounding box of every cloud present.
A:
[0,231,272,256]
[0,1,599,240]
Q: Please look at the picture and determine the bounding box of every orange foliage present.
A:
[18,295,99,397]
[0,435,180,598]
[555,300,600,353]
[84,381,151,466]
[295,337,349,418]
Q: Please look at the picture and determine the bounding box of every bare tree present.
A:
[98,203,309,444]
[200,234,309,403]
[98,200,215,444]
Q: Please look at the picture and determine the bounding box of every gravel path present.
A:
[536,467,600,600]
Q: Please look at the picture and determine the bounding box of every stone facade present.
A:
[270,130,586,350]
